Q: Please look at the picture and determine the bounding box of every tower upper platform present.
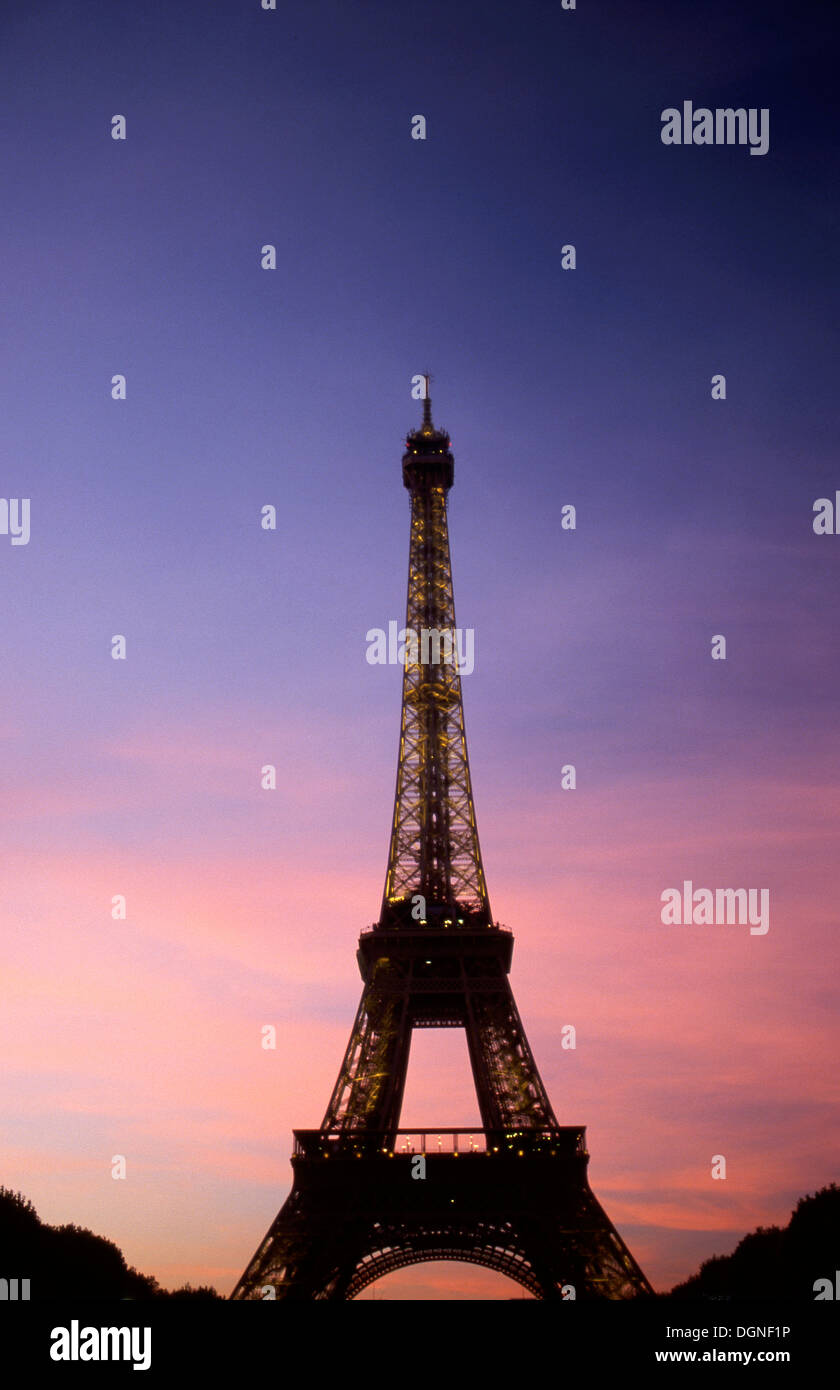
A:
[402,390,454,491]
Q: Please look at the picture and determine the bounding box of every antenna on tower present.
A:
[421,372,433,432]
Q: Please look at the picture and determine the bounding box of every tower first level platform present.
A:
[233,1126,650,1300]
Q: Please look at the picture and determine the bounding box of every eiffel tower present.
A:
[231,380,652,1300]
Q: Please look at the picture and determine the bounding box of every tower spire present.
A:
[382,380,489,929]
[421,372,433,432]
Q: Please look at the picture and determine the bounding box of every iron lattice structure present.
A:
[231,383,652,1300]
[381,394,488,924]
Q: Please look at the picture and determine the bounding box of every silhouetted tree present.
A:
[669,1184,840,1299]
[163,1282,225,1300]
[0,1186,219,1298]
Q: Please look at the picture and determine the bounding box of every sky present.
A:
[1,0,838,1298]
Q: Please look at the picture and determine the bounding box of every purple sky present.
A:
[1,0,838,1296]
